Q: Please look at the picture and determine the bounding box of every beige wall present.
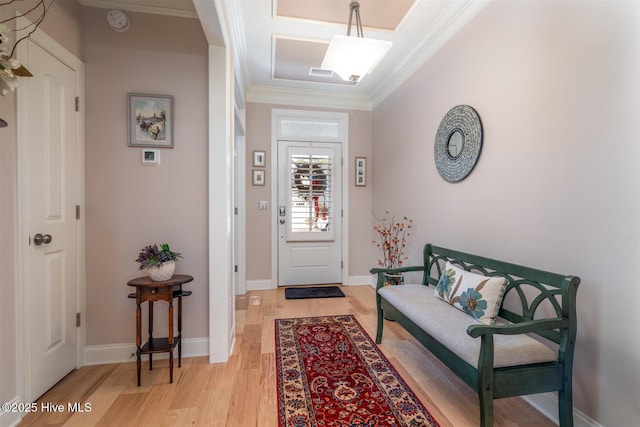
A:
[81,7,209,345]
[0,0,82,410]
[245,103,373,282]
[372,1,639,425]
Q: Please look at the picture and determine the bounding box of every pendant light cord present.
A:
[346,1,364,38]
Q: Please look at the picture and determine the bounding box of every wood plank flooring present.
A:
[19,285,556,426]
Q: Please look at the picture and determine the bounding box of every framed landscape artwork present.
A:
[128,93,174,148]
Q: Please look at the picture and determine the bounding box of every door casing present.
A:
[271,109,349,288]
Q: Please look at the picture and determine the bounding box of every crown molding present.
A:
[370,0,491,108]
[246,84,372,111]
[78,0,198,19]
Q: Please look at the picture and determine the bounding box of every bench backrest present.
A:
[422,244,580,345]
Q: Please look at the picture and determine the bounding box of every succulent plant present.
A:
[135,243,182,270]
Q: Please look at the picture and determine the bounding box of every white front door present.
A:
[22,39,79,402]
[277,141,342,286]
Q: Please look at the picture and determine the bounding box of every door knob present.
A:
[33,233,53,245]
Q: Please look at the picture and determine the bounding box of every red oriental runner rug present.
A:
[275,315,439,426]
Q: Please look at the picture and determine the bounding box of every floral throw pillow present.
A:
[434,261,508,325]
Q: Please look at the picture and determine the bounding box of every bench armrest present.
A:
[467,318,569,338]
[370,266,425,275]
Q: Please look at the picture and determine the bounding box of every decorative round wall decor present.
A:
[434,105,483,183]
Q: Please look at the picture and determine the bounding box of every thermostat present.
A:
[142,148,160,165]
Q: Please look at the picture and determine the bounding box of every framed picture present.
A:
[128,93,174,148]
[355,157,366,186]
[253,150,266,167]
[252,169,265,186]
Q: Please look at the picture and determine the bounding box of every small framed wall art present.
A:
[253,150,266,167]
[252,169,265,186]
[128,93,174,148]
[355,157,366,187]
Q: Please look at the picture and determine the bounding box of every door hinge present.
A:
[76,313,81,327]
[234,207,238,215]
[75,96,80,112]
[341,261,344,269]
[234,265,238,273]
[76,205,80,220]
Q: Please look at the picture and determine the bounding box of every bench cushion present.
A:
[378,284,557,368]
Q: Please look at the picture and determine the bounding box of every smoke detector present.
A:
[107,10,130,32]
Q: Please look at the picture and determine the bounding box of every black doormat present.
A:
[284,286,345,300]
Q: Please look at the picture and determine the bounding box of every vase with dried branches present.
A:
[373,210,413,286]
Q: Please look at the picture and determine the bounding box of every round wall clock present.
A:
[434,105,483,183]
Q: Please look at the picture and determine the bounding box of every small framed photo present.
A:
[128,93,173,148]
[355,157,366,187]
[252,169,265,186]
[253,150,266,167]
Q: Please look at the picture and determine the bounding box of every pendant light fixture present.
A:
[321,0,392,84]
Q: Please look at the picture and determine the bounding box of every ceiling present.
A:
[80,0,489,109]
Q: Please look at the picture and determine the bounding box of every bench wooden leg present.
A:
[478,388,494,427]
[478,334,495,427]
[375,311,384,344]
[375,294,384,344]
[558,380,574,427]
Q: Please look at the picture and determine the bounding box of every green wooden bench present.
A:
[371,243,580,427]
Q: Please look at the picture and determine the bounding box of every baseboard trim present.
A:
[83,337,209,366]
[246,277,375,290]
[0,396,22,427]
[246,279,274,291]
[523,393,602,427]
[347,275,374,287]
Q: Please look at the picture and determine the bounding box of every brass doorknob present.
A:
[33,233,53,245]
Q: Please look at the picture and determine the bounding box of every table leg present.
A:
[178,292,183,367]
[168,299,174,383]
[136,300,142,387]
[148,300,154,370]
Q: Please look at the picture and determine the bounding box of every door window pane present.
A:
[289,152,333,238]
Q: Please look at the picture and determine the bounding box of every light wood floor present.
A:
[19,285,556,426]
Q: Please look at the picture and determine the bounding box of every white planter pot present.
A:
[145,260,175,281]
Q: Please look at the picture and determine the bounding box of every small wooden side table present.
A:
[127,274,193,386]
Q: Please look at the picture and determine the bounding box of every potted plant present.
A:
[135,243,182,281]
[373,210,413,286]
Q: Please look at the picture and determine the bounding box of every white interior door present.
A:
[23,39,79,402]
[278,141,342,286]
